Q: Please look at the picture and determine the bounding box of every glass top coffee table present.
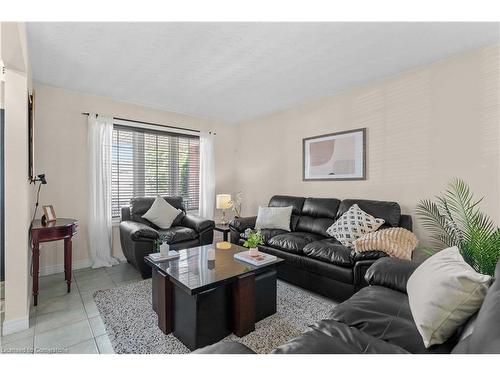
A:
[145,242,284,350]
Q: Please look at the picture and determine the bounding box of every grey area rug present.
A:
[94,279,334,354]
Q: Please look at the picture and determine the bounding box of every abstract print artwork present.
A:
[303,128,366,181]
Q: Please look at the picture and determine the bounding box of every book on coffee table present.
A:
[148,251,180,263]
[234,251,277,266]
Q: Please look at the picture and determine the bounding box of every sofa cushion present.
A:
[267,232,324,254]
[337,199,401,227]
[259,245,354,284]
[240,228,288,244]
[303,238,354,267]
[157,226,198,244]
[295,198,341,236]
[329,285,457,353]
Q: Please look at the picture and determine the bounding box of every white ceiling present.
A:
[27,22,499,123]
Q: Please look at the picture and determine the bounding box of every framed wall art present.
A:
[303,128,366,181]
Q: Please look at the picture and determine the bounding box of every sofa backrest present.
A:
[268,195,305,231]
[459,260,500,353]
[128,196,185,226]
[337,199,401,228]
[296,198,341,236]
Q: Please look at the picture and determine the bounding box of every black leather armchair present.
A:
[119,196,215,278]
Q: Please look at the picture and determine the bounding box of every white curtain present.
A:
[88,114,119,268]
[199,131,215,219]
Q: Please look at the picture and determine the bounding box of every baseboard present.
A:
[39,259,92,276]
[39,256,128,276]
[2,315,29,336]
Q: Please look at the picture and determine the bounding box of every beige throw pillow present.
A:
[407,246,492,348]
[142,196,181,229]
[326,204,385,248]
[353,227,418,260]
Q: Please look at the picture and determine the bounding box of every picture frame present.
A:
[42,205,57,223]
[303,128,366,181]
[28,91,35,182]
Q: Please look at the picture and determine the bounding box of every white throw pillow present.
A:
[255,206,293,231]
[407,246,492,348]
[326,204,385,248]
[142,196,181,229]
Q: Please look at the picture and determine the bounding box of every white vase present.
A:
[249,247,259,256]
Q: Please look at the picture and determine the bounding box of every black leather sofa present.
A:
[196,257,500,354]
[119,196,215,278]
[229,195,412,301]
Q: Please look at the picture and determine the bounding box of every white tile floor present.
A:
[1,261,142,354]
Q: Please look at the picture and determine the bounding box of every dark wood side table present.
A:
[31,218,78,306]
[214,223,231,242]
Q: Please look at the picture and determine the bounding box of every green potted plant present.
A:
[243,228,264,256]
[416,178,500,276]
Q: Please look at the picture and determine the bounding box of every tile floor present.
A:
[1,261,142,354]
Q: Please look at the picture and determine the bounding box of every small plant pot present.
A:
[249,247,259,256]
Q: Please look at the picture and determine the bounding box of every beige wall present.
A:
[234,45,500,243]
[33,83,238,271]
[1,22,33,334]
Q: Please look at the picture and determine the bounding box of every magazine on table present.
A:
[148,250,180,262]
[234,250,277,266]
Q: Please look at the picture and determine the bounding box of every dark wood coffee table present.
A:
[145,243,284,350]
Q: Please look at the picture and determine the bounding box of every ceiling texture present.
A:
[27,22,499,123]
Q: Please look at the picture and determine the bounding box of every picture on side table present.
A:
[303,128,366,181]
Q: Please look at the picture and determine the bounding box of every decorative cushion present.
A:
[141,196,182,229]
[352,227,418,260]
[407,246,492,348]
[326,204,385,248]
[255,206,293,231]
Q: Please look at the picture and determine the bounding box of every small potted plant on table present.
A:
[243,229,264,256]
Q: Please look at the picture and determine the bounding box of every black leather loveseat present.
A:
[196,257,500,354]
[229,195,412,301]
[119,196,215,278]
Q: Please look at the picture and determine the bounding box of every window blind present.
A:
[112,125,200,218]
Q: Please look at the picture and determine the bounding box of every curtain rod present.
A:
[81,112,216,135]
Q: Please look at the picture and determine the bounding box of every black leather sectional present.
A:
[119,196,215,278]
[196,257,500,354]
[229,195,412,301]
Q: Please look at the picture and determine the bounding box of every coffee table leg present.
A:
[232,273,255,337]
[153,269,173,334]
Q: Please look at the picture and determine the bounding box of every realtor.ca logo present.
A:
[1,347,69,354]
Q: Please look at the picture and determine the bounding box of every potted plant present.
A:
[416,178,500,276]
[243,228,264,256]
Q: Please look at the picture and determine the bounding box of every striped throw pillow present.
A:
[353,227,418,260]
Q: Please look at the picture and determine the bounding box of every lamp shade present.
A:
[216,194,232,209]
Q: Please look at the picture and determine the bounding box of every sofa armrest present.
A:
[399,214,413,231]
[119,220,159,241]
[364,257,420,293]
[229,216,257,233]
[181,213,215,233]
[193,341,256,354]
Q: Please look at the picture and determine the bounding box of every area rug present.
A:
[94,279,334,354]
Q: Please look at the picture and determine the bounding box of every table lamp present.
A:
[216,194,232,225]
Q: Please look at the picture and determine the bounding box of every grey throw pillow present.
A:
[407,246,492,348]
[255,206,293,231]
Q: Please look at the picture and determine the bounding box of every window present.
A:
[112,124,200,218]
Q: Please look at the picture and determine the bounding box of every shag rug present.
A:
[94,279,334,354]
